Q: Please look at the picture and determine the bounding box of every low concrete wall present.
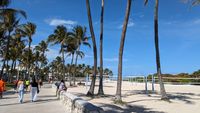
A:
[52,84,104,113]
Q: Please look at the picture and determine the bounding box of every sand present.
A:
[66,81,200,113]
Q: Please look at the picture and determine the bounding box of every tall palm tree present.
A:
[0,3,26,76]
[72,25,90,85]
[35,40,48,58]
[35,40,49,69]
[86,0,98,96]
[98,0,105,96]
[8,33,25,81]
[115,0,132,102]
[20,22,36,79]
[47,25,71,80]
[65,42,77,86]
[145,0,168,100]
[73,50,84,85]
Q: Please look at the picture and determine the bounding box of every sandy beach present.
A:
[66,81,200,113]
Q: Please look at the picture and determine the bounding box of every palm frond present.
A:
[192,0,200,6]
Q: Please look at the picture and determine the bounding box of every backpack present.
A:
[55,82,60,89]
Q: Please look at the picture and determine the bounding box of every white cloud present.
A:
[45,18,78,29]
[193,19,200,24]
[139,15,144,18]
[118,19,135,29]
[128,21,135,27]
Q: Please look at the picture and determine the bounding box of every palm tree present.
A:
[115,0,132,102]
[35,40,49,70]
[47,25,71,80]
[8,33,25,81]
[53,56,64,79]
[65,42,77,86]
[86,0,98,96]
[19,22,36,79]
[98,0,105,96]
[35,40,48,58]
[0,7,26,76]
[145,0,168,100]
[72,25,90,85]
[73,50,84,85]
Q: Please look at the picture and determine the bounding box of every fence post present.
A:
[145,76,148,94]
[152,74,155,92]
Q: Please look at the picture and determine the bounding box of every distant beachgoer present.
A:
[49,78,52,83]
[17,79,25,103]
[14,79,19,93]
[25,79,30,92]
[0,78,5,99]
[58,80,67,99]
[59,80,67,91]
[38,79,43,88]
[30,78,39,102]
[55,81,60,96]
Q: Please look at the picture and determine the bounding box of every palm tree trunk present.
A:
[28,37,32,80]
[10,60,15,81]
[74,49,79,86]
[1,32,11,77]
[6,60,10,82]
[61,46,65,80]
[154,0,168,100]
[35,61,38,79]
[13,60,17,79]
[17,61,20,80]
[98,0,104,96]
[115,0,132,102]
[1,60,6,77]
[69,53,74,86]
[86,0,98,96]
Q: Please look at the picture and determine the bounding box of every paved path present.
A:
[0,84,67,113]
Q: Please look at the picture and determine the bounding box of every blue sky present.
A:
[10,0,200,76]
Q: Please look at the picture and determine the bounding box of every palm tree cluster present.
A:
[47,25,91,86]
[0,0,49,81]
[48,60,113,82]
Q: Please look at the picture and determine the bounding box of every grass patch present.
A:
[5,83,15,91]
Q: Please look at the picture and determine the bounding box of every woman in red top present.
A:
[0,78,5,99]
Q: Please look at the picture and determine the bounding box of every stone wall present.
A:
[52,84,104,113]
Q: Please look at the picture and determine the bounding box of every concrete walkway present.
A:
[0,84,67,113]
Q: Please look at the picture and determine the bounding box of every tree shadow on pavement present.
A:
[34,98,58,104]
[38,95,56,98]
[3,91,16,95]
[98,103,165,113]
[0,102,20,107]
[1,96,17,99]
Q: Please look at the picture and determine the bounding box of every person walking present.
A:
[30,78,39,102]
[55,81,60,96]
[14,79,19,93]
[17,79,25,103]
[0,78,5,99]
[25,79,30,92]
[38,79,43,88]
